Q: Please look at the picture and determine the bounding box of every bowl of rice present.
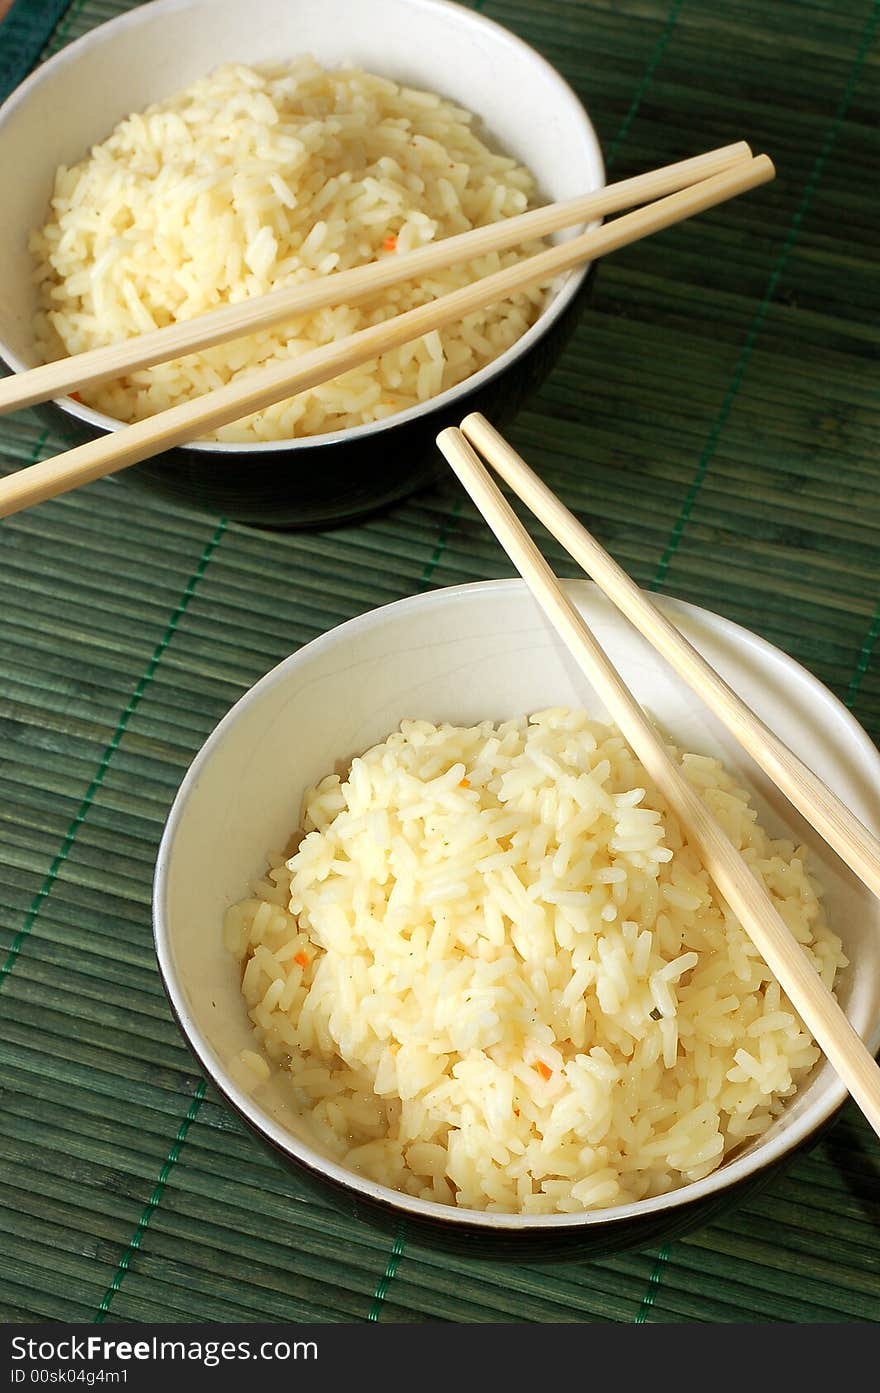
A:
[0,0,602,527]
[154,579,880,1258]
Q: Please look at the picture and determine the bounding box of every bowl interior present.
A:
[0,0,602,447]
[155,579,880,1229]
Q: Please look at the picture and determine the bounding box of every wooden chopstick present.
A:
[0,155,774,521]
[435,425,880,1142]
[0,141,753,416]
[460,413,880,904]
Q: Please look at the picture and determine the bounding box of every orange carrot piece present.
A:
[294,951,309,968]
[535,1061,553,1082]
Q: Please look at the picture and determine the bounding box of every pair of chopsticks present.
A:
[0,142,773,519]
[436,415,880,1142]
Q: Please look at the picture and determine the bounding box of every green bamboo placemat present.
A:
[1,0,878,1324]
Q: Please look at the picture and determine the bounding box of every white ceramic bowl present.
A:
[0,0,603,526]
[154,579,880,1257]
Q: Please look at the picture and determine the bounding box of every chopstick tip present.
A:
[459,411,488,439]
[436,425,463,451]
[755,153,776,181]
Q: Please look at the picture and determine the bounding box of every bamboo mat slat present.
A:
[1,0,878,1324]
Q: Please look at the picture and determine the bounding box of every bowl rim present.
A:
[153,576,880,1232]
[0,0,604,454]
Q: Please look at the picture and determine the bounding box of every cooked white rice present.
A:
[30,59,547,441]
[225,709,846,1214]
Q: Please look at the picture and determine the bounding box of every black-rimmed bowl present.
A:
[153,580,880,1259]
[0,0,603,528]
